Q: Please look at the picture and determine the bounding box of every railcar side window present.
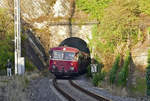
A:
[74,53,79,61]
[53,51,63,59]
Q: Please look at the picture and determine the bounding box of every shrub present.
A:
[92,71,106,86]
[95,59,104,72]
[0,39,14,75]
[0,69,6,75]
[25,59,36,72]
[92,73,99,86]
[99,71,106,81]
[87,65,92,77]
[146,49,150,96]
[109,55,120,84]
[118,51,131,86]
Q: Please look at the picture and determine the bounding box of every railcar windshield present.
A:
[53,51,63,59]
[52,51,75,60]
[64,52,75,60]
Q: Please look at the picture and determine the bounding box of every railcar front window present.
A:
[53,51,63,59]
[64,52,75,60]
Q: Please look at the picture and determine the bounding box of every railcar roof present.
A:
[50,46,79,52]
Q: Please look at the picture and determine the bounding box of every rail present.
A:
[53,78,112,101]
[52,78,76,101]
[69,80,111,101]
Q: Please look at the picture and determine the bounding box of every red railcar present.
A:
[49,46,90,77]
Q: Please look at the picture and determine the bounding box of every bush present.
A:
[0,40,14,66]
[92,73,99,86]
[146,49,150,96]
[25,59,36,72]
[118,51,131,86]
[0,69,6,76]
[92,71,106,86]
[95,59,104,72]
[87,65,92,77]
[109,55,120,84]
[99,71,106,81]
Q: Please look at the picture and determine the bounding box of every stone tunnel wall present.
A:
[0,0,93,52]
[20,0,93,53]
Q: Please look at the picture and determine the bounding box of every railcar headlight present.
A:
[52,65,56,69]
[70,67,74,71]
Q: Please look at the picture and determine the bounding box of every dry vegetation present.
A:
[0,70,41,101]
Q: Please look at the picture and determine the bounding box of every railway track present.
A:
[53,79,75,101]
[52,78,111,101]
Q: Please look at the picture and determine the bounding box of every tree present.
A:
[0,8,14,40]
[109,55,120,84]
[0,8,14,74]
[118,51,131,86]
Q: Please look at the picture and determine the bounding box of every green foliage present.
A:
[92,71,106,86]
[91,58,105,86]
[87,0,140,59]
[0,8,14,39]
[99,71,106,81]
[109,55,120,84]
[87,65,92,77]
[148,50,150,64]
[92,73,99,86]
[100,0,139,49]
[138,0,150,15]
[80,0,150,59]
[118,51,131,86]
[94,57,104,71]
[0,8,36,75]
[0,40,14,68]
[0,40,14,76]
[76,0,112,20]
[146,49,150,96]
[25,59,36,72]
[0,8,14,75]
[148,27,150,35]
[88,25,115,60]
[129,77,146,96]
[78,0,150,90]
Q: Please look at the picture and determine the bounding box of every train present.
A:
[48,46,91,77]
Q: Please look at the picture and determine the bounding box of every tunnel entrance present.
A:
[59,37,90,55]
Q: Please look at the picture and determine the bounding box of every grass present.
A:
[0,69,6,76]
[0,80,9,82]
[20,76,30,89]
[129,77,146,96]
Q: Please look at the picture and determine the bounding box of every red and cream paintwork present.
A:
[49,46,79,76]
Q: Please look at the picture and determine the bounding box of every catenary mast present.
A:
[14,0,25,75]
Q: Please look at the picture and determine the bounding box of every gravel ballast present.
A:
[27,77,62,101]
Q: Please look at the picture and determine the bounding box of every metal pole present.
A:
[14,0,25,75]
[14,0,18,74]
